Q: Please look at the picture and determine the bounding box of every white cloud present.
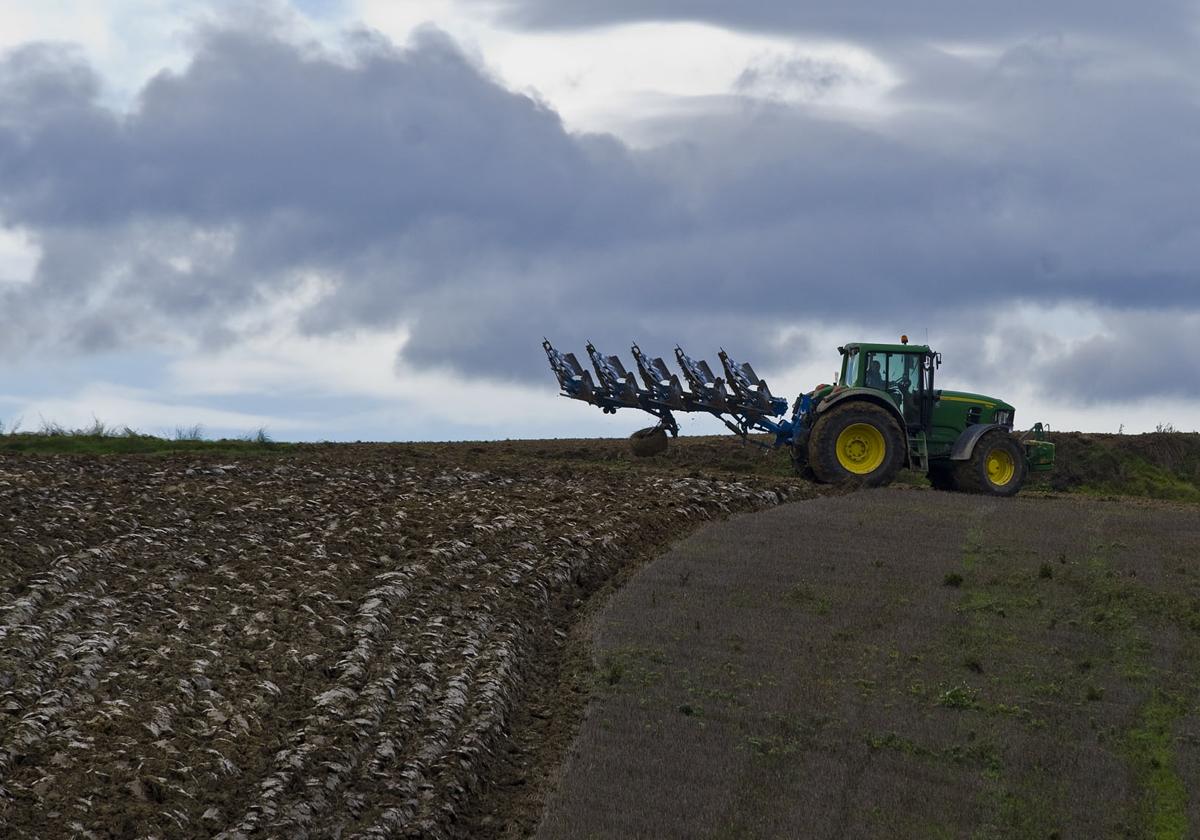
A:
[0,1,191,107]
[0,1,356,109]
[167,322,647,438]
[354,1,895,139]
[0,226,39,286]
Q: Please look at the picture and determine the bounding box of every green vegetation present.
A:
[1127,692,1189,840]
[0,419,291,456]
[1040,431,1200,502]
[597,646,665,690]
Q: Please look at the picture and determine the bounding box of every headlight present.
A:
[994,410,1013,428]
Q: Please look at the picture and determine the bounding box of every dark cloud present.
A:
[474,0,1197,48]
[1,18,1199,406]
[0,26,673,366]
[0,27,656,236]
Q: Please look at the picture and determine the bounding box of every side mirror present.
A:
[935,353,942,368]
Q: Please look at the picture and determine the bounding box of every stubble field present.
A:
[539,490,1200,839]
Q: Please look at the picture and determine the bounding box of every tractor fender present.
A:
[950,423,1005,461]
[815,388,906,430]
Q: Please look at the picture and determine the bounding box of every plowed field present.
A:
[0,442,797,839]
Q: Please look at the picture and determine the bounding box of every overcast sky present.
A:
[1,0,1198,440]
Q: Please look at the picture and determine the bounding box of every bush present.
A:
[174,424,205,442]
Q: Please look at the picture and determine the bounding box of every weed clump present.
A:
[943,572,964,588]
[602,657,624,686]
[936,684,979,710]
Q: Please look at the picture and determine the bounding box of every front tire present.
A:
[953,429,1027,496]
[807,402,904,487]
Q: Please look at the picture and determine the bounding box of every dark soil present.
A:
[0,440,803,839]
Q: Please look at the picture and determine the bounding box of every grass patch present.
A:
[782,582,831,614]
[1,426,293,456]
[935,683,979,710]
[743,713,832,761]
[597,646,665,691]
[1126,691,1190,840]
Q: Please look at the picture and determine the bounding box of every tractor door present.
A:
[918,352,937,431]
[865,351,926,428]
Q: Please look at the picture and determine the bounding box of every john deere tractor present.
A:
[543,335,1055,496]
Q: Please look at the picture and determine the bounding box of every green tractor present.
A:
[543,335,1055,496]
[791,337,1054,495]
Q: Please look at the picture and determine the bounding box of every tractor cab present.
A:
[837,338,938,430]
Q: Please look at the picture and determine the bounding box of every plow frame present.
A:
[543,339,812,449]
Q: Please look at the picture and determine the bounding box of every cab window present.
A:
[841,349,861,387]
[865,352,920,393]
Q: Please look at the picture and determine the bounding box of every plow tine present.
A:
[719,348,776,414]
[586,341,640,406]
[630,343,657,390]
[543,339,597,402]
[674,346,731,412]
[632,343,687,409]
[718,348,790,417]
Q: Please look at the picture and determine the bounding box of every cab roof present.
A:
[840,342,933,355]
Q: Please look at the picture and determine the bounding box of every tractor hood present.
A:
[938,390,1015,411]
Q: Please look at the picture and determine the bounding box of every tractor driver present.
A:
[865,359,885,390]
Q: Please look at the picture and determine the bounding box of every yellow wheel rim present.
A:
[835,423,886,475]
[986,448,1016,486]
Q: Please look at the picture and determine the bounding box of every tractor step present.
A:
[907,431,929,472]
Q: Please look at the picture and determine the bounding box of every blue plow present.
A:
[543,339,811,449]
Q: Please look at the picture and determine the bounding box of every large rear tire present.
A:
[807,402,904,487]
[952,429,1027,496]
